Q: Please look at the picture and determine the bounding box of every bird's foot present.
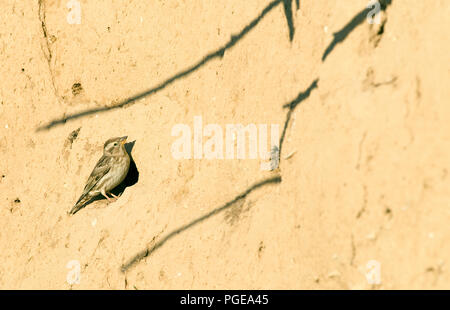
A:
[106,193,119,203]
[109,192,121,199]
[101,191,117,203]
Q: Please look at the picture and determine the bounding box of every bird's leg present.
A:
[109,192,120,199]
[106,191,119,202]
[100,189,114,203]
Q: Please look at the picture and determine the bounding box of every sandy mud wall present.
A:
[0,0,449,289]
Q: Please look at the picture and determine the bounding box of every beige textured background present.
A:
[0,0,449,289]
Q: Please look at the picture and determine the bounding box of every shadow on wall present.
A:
[120,175,281,272]
[120,75,320,272]
[322,0,392,61]
[119,0,396,272]
[279,78,319,157]
[39,0,395,268]
[119,72,322,270]
[37,0,300,131]
[37,1,394,130]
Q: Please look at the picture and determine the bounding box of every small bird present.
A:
[69,136,130,215]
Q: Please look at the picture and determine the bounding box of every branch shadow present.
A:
[278,78,319,158]
[120,175,281,273]
[322,0,392,62]
[68,0,396,267]
[119,78,318,271]
[38,0,300,131]
[283,0,301,41]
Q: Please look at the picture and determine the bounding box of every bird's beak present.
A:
[120,136,128,145]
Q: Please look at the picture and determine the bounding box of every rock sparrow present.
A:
[69,136,130,215]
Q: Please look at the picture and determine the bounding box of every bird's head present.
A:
[103,136,128,156]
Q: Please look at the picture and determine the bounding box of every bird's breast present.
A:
[104,156,130,191]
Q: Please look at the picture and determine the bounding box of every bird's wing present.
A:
[70,155,113,215]
[78,155,112,198]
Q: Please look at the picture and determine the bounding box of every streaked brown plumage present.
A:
[69,136,130,215]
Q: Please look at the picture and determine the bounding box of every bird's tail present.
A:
[68,193,92,215]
